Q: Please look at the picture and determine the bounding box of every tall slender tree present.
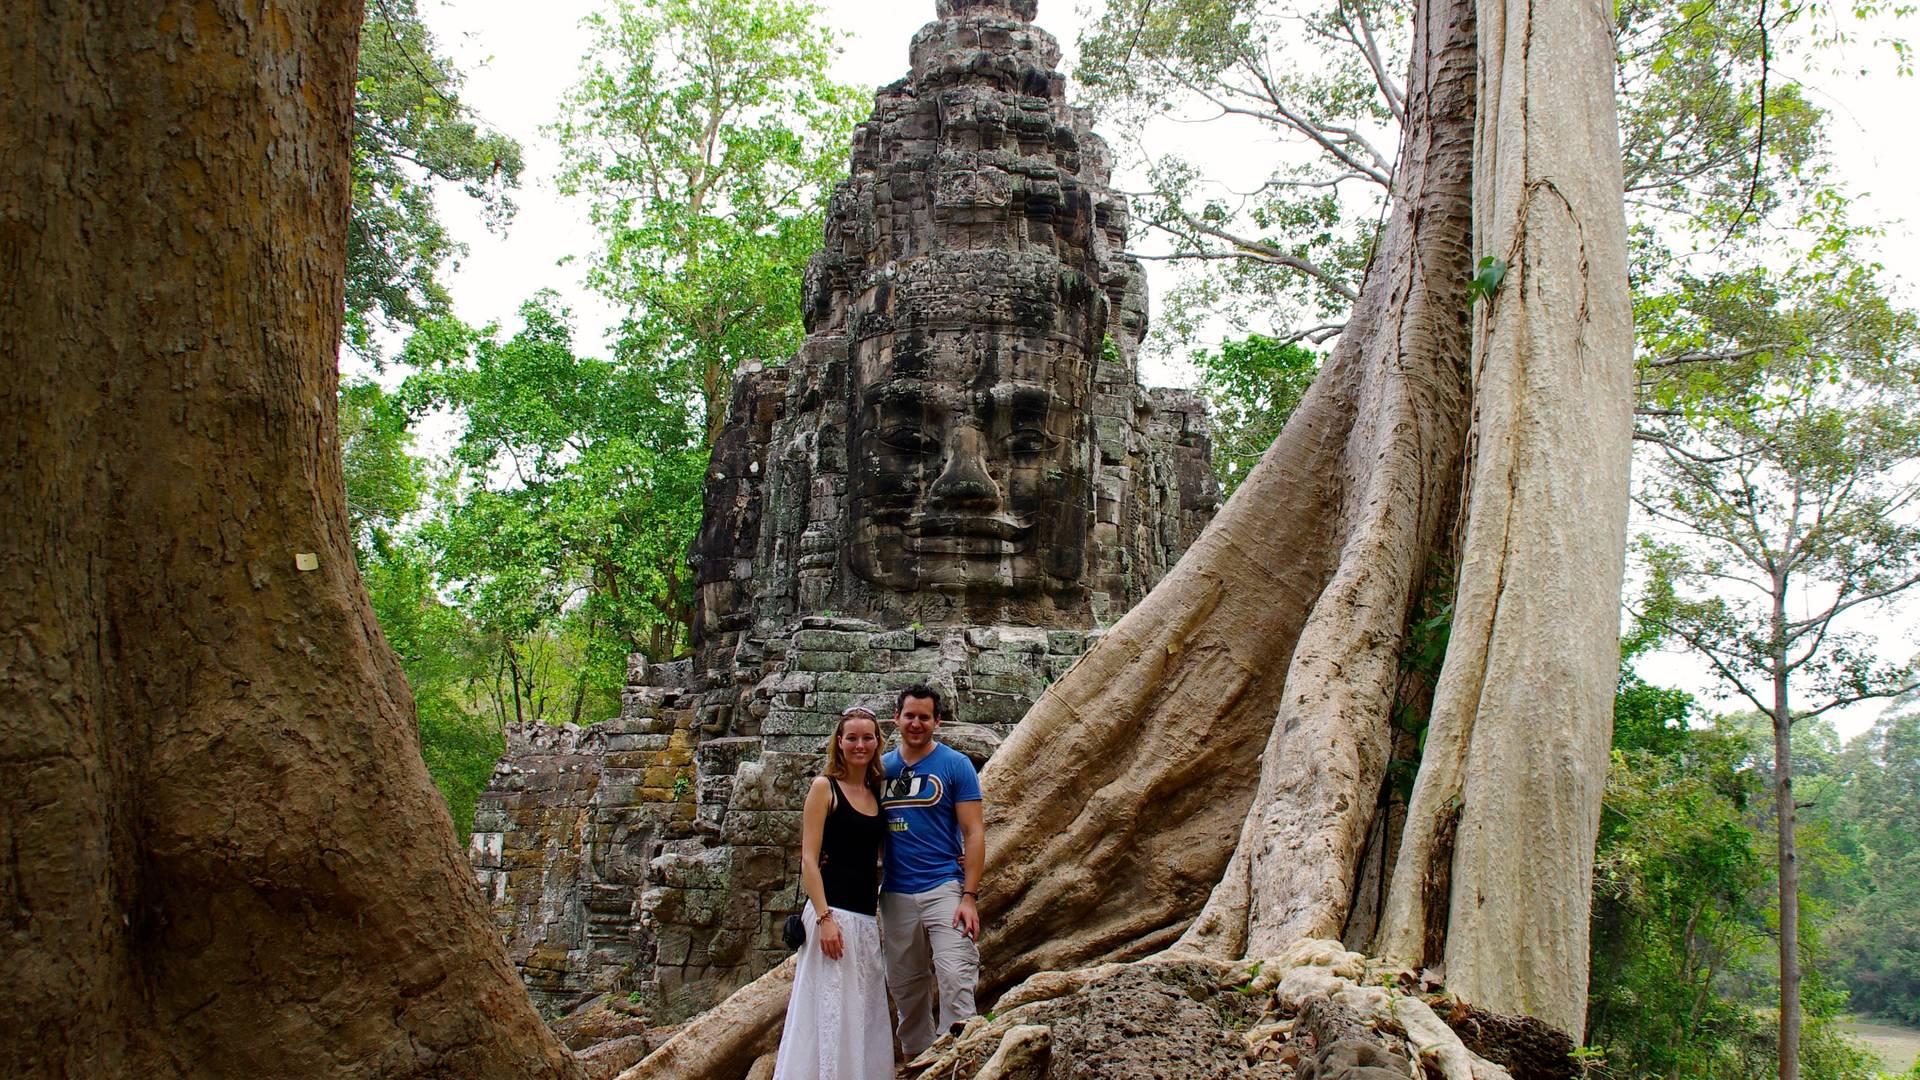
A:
[1,3,575,1074]
[1635,250,1920,1080]
[347,0,523,355]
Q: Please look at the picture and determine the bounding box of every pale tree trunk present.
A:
[1773,580,1802,1080]
[1177,0,1476,961]
[1374,0,1633,1038]
[621,0,1632,1071]
[0,4,579,1076]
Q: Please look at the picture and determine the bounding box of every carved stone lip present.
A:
[905,513,1031,541]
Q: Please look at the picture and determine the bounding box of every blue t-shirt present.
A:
[880,743,982,894]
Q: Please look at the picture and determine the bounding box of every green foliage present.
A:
[1587,676,1883,1079]
[1076,0,1392,347]
[1614,0,1830,245]
[1819,704,1920,1024]
[340,379,499,839]
[1465,256,1505,308]
[1633,247,1920,723]
[339,377,428,555]
[362,538,501,841]
[347,0,523,356]
[1384,566,1452,803]
[552,0,864,436]
[404,295,709,696]
[1192,334,1321,493]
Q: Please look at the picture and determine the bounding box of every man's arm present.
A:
[953,799,984,939]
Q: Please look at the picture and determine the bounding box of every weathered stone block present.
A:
[792,649,849,672]
[760,709,835,738]
[791,629,863,652]
[651,847,729,891]
[730,845,793,892]
[722,810,803,848]
[729,752,819,812]
[1047,629,1088,654]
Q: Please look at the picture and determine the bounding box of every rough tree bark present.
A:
[1374,0,1633,1037]
[625,0,1632,1073]
[1,3,580,1077]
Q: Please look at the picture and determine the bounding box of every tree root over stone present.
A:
[896,941,1573,1080]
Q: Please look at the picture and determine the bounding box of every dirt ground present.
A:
[1844,1016,1920,1074]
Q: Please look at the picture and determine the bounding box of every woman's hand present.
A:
[816,913,844,960]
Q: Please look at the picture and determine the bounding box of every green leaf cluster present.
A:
[1588,672,1885,1079]
[1633,242,1920,725]
[403,295,710,674]
[1814,703,1920,1026]
[340,378,501,839]
[347,0,524,356]
[1192,333,1321,494]
[551,0,865,436]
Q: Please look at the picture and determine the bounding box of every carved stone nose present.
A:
[929,425,1001,508]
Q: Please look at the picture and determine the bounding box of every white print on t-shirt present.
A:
[883,773,944,810]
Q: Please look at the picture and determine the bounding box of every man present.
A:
[879,683,984,1057]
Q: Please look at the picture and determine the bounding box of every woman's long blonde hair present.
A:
[824,707,886,793]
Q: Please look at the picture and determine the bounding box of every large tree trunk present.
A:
[1,4,579,1076]
[1374,0,1632,1038]
[1176,0,1476,962]
[621,0,1632,1073]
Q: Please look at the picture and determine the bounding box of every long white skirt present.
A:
[772,906,893,1080]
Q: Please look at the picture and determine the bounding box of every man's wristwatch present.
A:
[961,890,979,899]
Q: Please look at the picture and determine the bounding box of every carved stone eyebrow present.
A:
[861,379,935,409]
[986,382,1057,411]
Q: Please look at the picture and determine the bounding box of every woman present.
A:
[772,706,892,1080]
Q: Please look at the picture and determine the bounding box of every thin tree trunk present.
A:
[0,4,578,1076]
[1773,581,1802,1080]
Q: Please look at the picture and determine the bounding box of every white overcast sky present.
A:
[410,0,1920,740]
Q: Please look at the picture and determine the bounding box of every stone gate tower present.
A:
[468,0,1218,1020]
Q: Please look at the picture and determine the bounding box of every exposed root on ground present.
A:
[896,940,1573,1080]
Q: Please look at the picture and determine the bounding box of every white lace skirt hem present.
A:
[772,906,893,1080]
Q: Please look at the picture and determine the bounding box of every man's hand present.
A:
[952,893,980,940]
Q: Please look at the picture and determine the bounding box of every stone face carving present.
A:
[471,0,1219,1021]
[846,333,1095,600]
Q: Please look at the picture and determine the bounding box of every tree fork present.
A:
[2,3,579,1076]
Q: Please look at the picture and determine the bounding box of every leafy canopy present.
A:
[403,296,710,672]
[552,0,864,435]
[347,0,524,356]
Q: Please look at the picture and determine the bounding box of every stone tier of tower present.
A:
[467,0,1218,1021]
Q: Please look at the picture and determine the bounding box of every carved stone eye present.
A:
[1003,428,1058,456]
[876,424,941,454]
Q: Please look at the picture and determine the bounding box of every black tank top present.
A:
[819,777,886,915]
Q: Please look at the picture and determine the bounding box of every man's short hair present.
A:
[896,682,942,719]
